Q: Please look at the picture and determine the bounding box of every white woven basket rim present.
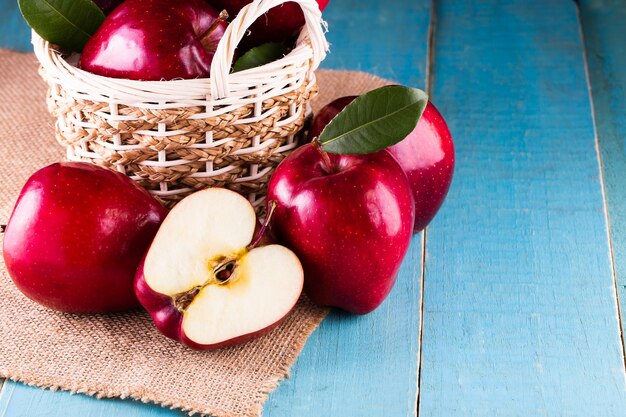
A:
[33,0,329,104]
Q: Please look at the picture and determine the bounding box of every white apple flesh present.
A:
[135,188,303,349]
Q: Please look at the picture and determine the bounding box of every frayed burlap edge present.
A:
[0,302,327,417]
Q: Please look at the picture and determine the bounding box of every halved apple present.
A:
[134,188,303,350]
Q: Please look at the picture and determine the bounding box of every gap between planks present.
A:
[416,0,436,415]
[575,1,626,379]
[416,230,427,417]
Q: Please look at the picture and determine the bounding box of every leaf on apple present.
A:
[18,0,105,52]
[318,86,429,155]
[233,42,290,72]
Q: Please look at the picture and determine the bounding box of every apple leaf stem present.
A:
[318,86,429,155]
[199,9,229,50]
[312,138,336,173]
[249,200,278,250]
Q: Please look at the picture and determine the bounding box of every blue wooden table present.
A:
[2,0,626,415]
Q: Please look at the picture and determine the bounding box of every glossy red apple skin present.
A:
[80,0,227,80]
[2,162,167,313]
[266,144,414,314]
[134,260,289,350]
[210,0,329,51]
[308,97,455,232]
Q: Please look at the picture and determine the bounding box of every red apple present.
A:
[2,162,167,313]
[266,144,414,314]
[210,0,329,51]
[79,0,228,80]
[309,97,455,232]
[135,188,303,349]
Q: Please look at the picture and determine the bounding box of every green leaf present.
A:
[18,0,105,52]
[319,86,429,155]
[233,42,289,72]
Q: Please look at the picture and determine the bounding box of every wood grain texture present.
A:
[0,0,429,416]
[579,0,626,351]
[319,0,431,88]
[418,1,626,416]
[0,384,173,417]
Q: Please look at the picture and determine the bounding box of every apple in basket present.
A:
[308,97,455,232]
[79,0,229,80]
[2,162,167,313]
[267,86,428,314]
[134,188,304,349]
[209,0,329,51]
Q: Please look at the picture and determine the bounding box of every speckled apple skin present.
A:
[210,0,329,51]
[2,162,167,313]
[308,98,455,232]
[80,0,227,81]
[266,144,414,314]
[388,102,455,231]
[134,258,293,350]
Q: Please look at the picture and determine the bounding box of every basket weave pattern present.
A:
[33,0,328,209]
[44,72,318,208]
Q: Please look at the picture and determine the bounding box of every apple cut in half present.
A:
[135,188,303,350]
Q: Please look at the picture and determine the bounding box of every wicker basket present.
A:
[32,0,328,210]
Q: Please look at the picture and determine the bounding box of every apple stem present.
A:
[0,224,5,234]
[312,138,335,173]
[199,10,229,49]
[249,200,278,250]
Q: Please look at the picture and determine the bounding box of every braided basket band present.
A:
[32,0,329,210]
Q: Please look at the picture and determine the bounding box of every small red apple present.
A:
[309,97,455,232]
[266,144,414,314]
[135,188,303,349]
[2,162,167,313]
[79,0,228,80]
[210,0,329,51]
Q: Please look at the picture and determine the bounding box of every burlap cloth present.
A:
[0,49,391,417]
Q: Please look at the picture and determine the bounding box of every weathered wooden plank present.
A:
[0,0,430,416]
[0,383,173,417]
[417,1,626,416]
[319,0,430,88]
[0,1,31,52]
[579,0,626,352]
